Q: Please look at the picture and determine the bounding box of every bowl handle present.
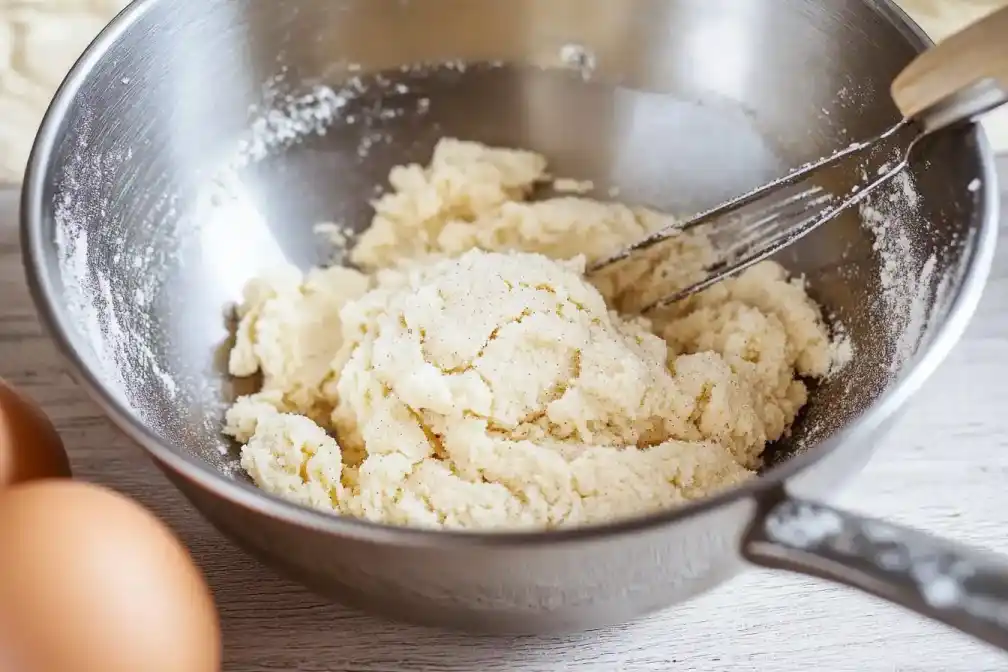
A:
[743,494,1008,652]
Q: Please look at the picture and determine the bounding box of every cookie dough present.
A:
[224,138,836,530]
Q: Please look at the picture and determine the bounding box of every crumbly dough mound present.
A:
[223,138,836,530]
[349,138,713,314]
[227,265,371,427]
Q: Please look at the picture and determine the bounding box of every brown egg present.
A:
[0,378,71,486]
[0,480,221,672]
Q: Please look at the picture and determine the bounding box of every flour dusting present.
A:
[233,77,352,168]
[227,61,472,169]
[52,110,175,409]
[858,163,937,375]
[827,329,854,378]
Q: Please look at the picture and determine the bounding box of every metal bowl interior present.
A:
[24,0,995,532]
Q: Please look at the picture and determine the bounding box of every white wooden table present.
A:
[1,162,1007,671]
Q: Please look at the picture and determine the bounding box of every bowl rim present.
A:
[20,0,1001,546]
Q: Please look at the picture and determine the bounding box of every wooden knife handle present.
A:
[891,4,1008,120]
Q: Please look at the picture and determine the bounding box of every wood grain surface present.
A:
[1,161,1007,671]
[890,5,1008,120]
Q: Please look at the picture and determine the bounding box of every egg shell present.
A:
[0,480,221,672]
[0,378,71,487]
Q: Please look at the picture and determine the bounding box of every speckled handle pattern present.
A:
[744,497,1008,652]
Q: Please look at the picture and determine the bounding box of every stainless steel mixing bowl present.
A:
[20,0,1008,646]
